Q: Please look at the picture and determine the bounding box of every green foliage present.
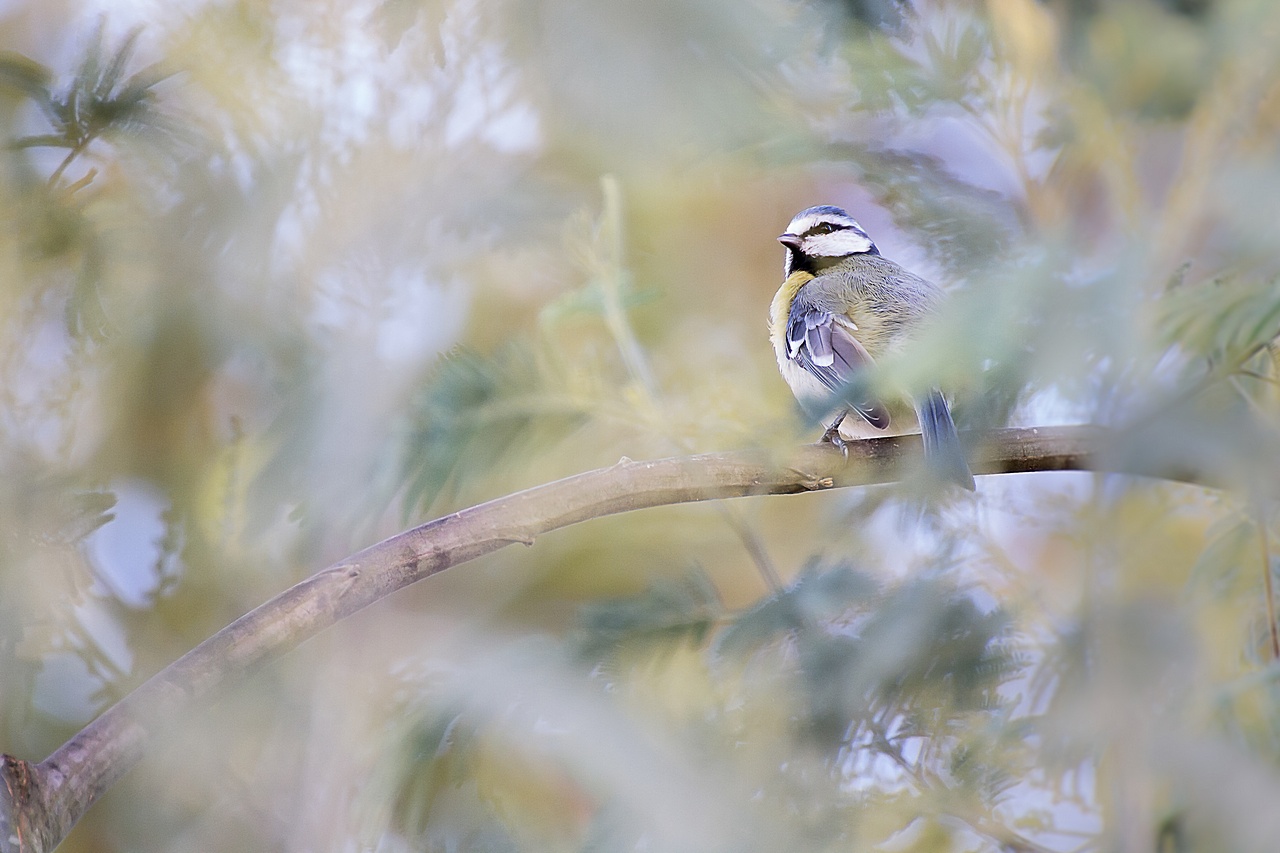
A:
[573,570,720,661]
[3,23,170,168]
[1056,0,1216,118]
[399,344,584,515]
[1159,276,1280,366]
[5,1,1280,852]
[719,566,1019,748]
[371,567,1024,852]
[715,561,880,655]
[833,143,1019,277]
[825,0,909,33]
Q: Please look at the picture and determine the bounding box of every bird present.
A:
[769,205,975,490]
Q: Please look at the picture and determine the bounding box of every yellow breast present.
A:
[768,270,814,357]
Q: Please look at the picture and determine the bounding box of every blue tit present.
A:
[769,205,975,491]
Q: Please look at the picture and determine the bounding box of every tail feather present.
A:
[916,389,975,491]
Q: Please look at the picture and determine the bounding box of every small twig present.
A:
[46,139,90,189]
[63,167,98,194]
[869,725,1059,853]
[1235,369,1280,387]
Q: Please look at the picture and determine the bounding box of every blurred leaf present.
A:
[1187,515,1255,596]
[19,22,176,177]
[0,50,53,104]
[28,488,118,546]
[385,709,515,848]
[922,28,985,102]
[715,561,877,658]
[830,143,1021,275]
[840,32,934,113]
[823,0,908,33]
[1158,276,1280,365]
[792,579,1018,747]
[572,570,721,661]
[373,0,448,56]
[1063,1,1211,119]
[400,344,589,516]
[57,490,118,543]
[9,134,76,150]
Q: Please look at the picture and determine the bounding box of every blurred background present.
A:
[4,0,1280,850]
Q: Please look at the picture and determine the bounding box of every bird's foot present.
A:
[819,413,849,459]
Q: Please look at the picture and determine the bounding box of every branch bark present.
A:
[0,426,1205,852]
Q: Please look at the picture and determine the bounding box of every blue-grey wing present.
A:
[785,303,891,430]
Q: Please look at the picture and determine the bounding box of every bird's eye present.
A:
[809,223,842,235]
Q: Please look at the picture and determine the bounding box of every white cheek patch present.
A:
[806,230,874,256]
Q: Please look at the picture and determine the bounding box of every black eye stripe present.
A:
[805,222,849,236]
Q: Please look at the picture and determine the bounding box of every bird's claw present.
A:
[819,413,849,459]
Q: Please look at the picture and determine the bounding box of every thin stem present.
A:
[592,175,781,590]
[597,175,657,397]
[869,725,1060,853]
[63,167,98,194]
[46,139,90,189]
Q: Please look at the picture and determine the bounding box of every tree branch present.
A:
[0,425,1208,852]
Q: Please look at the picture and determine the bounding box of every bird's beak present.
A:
[777,233,802,251]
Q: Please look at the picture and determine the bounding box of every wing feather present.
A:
[785,303,890,430]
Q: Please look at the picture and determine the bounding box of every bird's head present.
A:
[778,206,879,277]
